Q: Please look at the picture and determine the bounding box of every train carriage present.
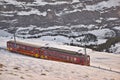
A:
[7,40,90,66]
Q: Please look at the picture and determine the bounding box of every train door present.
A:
[7,42,16,51]
[82,55,90,66]
[34,48,40,58]
[7,42,10,50]
[39,49,43,58]
[40,48,49,59]
[86,55,90,66]
[79,56,84,65]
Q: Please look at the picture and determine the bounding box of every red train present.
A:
[7,40,90,66]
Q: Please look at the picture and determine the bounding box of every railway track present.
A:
[90,65,120,74]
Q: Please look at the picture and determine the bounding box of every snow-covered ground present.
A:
[1,0,120,17]
[109,43,120,54]
[88,28,116,38]
[85,0,120,11]
[0,37,120,80]
[0,30,13,37]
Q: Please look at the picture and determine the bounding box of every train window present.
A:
[44,51,47,55]
[16,45,20,48]
[7,43,9,46]
[10,43,12,47]
[71,57,74,62]
[7,43,9,45]
[25,46,27,50]
[35,50,39,53]
[26,46,30,50]
[26,47,32,51]
[10,43,13,47]
[11,44,13,47]
[74,58,77,62]
[87,56,90,61]
[39,50,42,54]
[12,44,16,48]
[26,46,29,50]
[62,55,66,59]
[53,52,56,56]
[80,57,83,64]
[67,56,69,60]
[21,46,25,49]
[19,45,22,49]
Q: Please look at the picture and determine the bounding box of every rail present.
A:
[90,65,120,74]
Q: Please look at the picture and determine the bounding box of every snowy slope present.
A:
[0,37,120,80]
[85,0,120,11]
[0,30,12,37]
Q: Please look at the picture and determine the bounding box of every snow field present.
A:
[0,37,120,80]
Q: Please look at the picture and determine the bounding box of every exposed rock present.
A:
[0,63,4,68]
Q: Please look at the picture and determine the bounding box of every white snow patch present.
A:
[72,0,80,3]
[36,26,64,31]
[88,29,116,38]
[40,35,71,44]
[107,18,118,21]
[113,26,120,30]
[97,38,107,44]
[0,30,12,37]
[85,0,120,11]
[109,42,120,54]
[34,0,68,6]
[95,19,102,23]
[17,9,47,16]
[71,24,97,30]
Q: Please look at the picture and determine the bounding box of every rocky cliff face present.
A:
[0,0,120,53]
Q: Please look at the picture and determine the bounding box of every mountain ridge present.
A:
[0,0,120,53]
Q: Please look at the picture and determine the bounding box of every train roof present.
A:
[45,47,84,56]
[8,40,44,48]
[7,40,86,56]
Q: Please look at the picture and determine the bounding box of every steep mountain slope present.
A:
[0,37,120,80]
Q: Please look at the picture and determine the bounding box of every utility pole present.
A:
[11,18,17,48]
[84,42,87,56]
[14,30,16,46]
[84,36,88,65]
[12,19,17,48]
